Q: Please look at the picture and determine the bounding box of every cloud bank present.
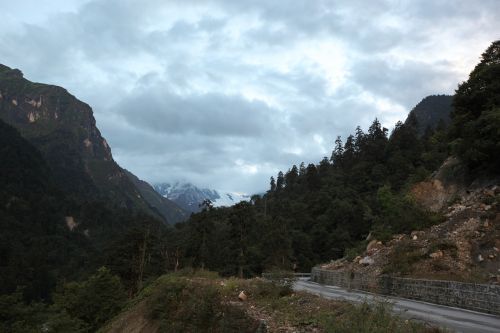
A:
[1,0,498,193]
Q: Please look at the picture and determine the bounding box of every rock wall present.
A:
[311,267,500,315]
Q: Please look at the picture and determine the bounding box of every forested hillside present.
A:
[0,65,187,224]
[169,115,448,275]
[1,40,499,332]
[0,118,176,331]
[167,41,500,276]
[405,94,453,136]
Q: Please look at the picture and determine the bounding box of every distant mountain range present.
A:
[154,182,251,213]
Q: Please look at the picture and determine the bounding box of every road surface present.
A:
[294,278,500,333]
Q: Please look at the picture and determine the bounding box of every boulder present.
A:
[485,189,495,197]
[366,240,378,251]
[238,291,247,301]
[478,254,484,262]
[429,250,443,259]
[359,256,374,266]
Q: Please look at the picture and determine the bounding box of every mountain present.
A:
[0,118,89,299]
[154,182,251,213]
[124,171,188,223]
[0,64,184,224]
[213,191,252,207]
[405,95,453,136]
[0,116,172,303]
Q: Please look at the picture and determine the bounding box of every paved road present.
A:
[294,279,500,333]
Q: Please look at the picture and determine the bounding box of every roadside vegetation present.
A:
[101,270,445,333]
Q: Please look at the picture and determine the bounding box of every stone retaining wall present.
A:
[311,267,500,315]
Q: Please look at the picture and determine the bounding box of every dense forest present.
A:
[162,41,500,276]
[0,41,499,332]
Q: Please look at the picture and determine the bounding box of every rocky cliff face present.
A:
[0,64,185,223]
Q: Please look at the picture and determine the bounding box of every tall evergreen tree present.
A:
[285,165,299,188]
[276,171,285,191]
[269,176,276,192]
[450,40,500,172]
[331,136,344,166]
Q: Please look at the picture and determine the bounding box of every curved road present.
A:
[294,278,500,333]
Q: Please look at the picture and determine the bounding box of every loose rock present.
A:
[238,291,247,301]
[429,250,443,259]
[366,240,378,251]
[359,256,374,266]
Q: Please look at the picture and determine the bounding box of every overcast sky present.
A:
[1,0,498,193]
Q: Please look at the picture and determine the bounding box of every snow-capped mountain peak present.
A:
[153,182,250,213]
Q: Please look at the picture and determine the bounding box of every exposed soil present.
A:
[320,174,500,283]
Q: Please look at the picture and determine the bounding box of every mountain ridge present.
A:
[0,64,186,224]
[154,181,251,213]
[405,94,453,136]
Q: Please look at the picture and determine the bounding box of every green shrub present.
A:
[428,241,457,258]
[146,276,257,332]
[383,242,426,275]
[261,269,296,297]
[321,301,433,333]
[51,267,126,332]
[345,241,368,261]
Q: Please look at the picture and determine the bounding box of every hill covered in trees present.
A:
[405,94,453,136]
[167,41,500,277]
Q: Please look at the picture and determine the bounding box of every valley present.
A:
[0,3,499,332]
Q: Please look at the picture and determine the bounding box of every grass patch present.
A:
[428,241,458,259]
[146,275,257,332]
[383,241,426,275]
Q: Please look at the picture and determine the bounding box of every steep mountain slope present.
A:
[0,64,183,223]
[154,182,250,212]
[0,117,170,304]
[0,118,90,300]
[405,95,453,136]
[124,171,188,223]
[320,159,500,283]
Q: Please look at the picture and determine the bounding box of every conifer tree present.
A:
[331,136,344,166]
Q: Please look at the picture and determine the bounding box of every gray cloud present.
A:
[351,57,460,108]
[0,0,498,193]
[117,89,279,137]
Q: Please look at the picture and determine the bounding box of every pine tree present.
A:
[354,126,365,154]
[269,176,276,192]
[331,136,344,166]
[276,171,285,191]
[285,165,299,188]
[450,40,500,172]
[299,162,306,176]
[343,135,355,168]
